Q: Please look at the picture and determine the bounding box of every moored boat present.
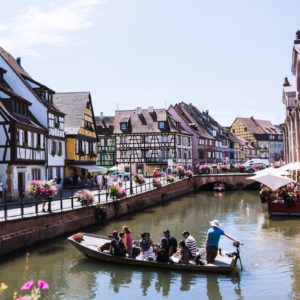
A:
[68,233,238,273]
[268,198,300,217]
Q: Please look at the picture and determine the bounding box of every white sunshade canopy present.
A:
[247,172,295,190]
[279,162,300,171]
[254,167,290,176]
[74,165,108,173]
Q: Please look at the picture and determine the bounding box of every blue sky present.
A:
[0,0,299,125]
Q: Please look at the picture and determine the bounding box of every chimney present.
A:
[16,57,21,66]
[136,107,142,115]
[283,77,291,87]
[296,31,300,44]
[148,106,154,113]
[206,110,209,115]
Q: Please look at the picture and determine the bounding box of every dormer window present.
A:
[120,122,128,131]
[158,121,166,130]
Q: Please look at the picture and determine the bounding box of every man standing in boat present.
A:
[206,219,240,264]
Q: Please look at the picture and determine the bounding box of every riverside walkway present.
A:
[0,177,169,221]
[0,172,252,222]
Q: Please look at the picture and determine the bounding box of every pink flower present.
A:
[21,281,34,290]
[37,279,49,289]
[16,298,32,300]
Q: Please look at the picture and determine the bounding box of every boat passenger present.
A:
[182,231,197,259]
[139,232,154,260]
[176,240,190,264]
[162,229,178,256]
[206,219,240,264]
[109,230,126,257]
[122,225,133,257]
[156,237,169,263]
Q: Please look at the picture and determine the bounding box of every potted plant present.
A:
[186,170,193,178]
[166,175,175,183]
[23,142,29,148]
[72,232,84,243]
[74,189,94,206]
[152,178,162,189]
[133,174,146,185]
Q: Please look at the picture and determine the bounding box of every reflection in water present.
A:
[155,271,174,297]
[206,275,221,300]
[141,271,154,296]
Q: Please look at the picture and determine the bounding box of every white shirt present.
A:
[0,181,3,192]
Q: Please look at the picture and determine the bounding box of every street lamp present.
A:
[127,147,133,195]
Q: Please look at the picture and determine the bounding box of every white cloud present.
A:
[0,0,103,56]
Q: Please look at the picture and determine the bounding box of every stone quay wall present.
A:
[0,174,254,256]
[0,178,195,256]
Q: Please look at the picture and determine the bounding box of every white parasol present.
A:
[247,172,295,190]
[254,167,290,176]
[279,162,300,171]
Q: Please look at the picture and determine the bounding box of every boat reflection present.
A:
[70,259,243,298]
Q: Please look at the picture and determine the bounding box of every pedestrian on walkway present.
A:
[0,179,3,199]
[97,173,103,190]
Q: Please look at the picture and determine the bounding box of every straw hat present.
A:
[210,219,221,228]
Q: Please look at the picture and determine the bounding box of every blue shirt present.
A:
[207,227,225,248]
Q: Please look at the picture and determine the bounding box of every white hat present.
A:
[210,219,221,228]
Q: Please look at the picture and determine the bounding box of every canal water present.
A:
[1,191,300,300]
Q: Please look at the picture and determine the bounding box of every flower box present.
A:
[75,189,94,206]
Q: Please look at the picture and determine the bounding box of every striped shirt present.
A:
[185,235,197,258]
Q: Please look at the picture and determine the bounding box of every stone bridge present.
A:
[194,173,259,190]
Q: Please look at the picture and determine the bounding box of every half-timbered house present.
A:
[53,92,98,182]
[95,114,115,168]
[230,117,283,162]
[168,102,216,169]
[0,73,47,198]
[0,47,66,185]
[114,107,192,175]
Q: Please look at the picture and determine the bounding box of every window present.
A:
[120,151,127,158]
[162,150,168,160]
[177,135,181,145]
[120,122,128,130]
[244,127,247,131]
[162,136,168,143]
[158,121,166,130]
[141,135,148,143]
[120,136,127,144]
[48,168,53,180]
[56,167,61,180]
[32,168,41,180]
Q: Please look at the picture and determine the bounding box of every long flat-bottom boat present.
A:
[268,199,300,217]
[68,233,238,273]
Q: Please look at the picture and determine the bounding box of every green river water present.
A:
[1,190,300,300]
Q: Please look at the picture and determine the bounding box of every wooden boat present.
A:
[68,233,238,273]
[214,183,225,192]
[268,198,300,217]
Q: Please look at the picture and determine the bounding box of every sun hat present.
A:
[210,219,222,228]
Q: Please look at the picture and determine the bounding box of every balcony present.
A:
[144,157,169,164]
